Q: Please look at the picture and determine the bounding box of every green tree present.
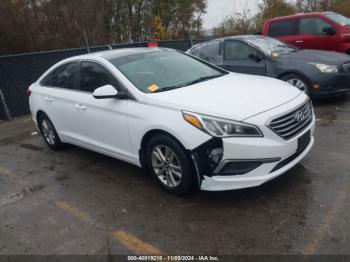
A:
[254,0,297,32]
[330,0,350,16]
[152,15,171,40]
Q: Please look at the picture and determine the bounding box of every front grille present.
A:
[269,100,313,140]
[343,62,350,73]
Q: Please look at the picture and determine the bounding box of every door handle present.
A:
[295,40,304,43]
[74,104,86,111]
[44,96,54,102]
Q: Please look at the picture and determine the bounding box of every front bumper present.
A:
[310,73,350,97]
[194,95,316,191]
[201,134,314,191]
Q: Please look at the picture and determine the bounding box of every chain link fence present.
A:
[0,39,205,120]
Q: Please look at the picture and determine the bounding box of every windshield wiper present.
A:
[153,85,183,93]
[180,74,225,87]
[153,74,225,93]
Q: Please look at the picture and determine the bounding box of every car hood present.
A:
[279,49,350,65]
[144,73,301,121]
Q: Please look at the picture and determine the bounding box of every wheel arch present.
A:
[276,71,311,83]
[277,71,313,92]
[139,129,190,169]
[35,110,63,149]
[138,128,202,191]
[36,110,47,122]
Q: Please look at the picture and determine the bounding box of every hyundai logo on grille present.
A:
[270,101,312,140]
[294,110,305,123]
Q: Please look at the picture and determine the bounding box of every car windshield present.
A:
[245,37,297,57]
[325,12,350,26]
[109,51,227,93]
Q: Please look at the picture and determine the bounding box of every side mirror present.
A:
[93,85,119,99]
[249,54,263,62]
[323,27,336,36]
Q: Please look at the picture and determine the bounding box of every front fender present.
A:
[126,100,211,166]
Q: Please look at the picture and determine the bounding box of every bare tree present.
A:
[0,0,207,55]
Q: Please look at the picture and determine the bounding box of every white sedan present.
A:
[29,48,315,195]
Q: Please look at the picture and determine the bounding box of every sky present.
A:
[203,0,258,29]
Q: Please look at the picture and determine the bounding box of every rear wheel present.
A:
[38,114,63,150]
[281,73,310,95]
[145,134,197,195]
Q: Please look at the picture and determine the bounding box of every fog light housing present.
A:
[220,161,263,175]
[214,158,281,176]
[209,147,223,166]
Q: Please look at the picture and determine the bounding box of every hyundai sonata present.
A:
[29,48,315,195]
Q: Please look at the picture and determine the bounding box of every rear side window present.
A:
[224,41,258,60]
[299,18,333,35]
[268,20,298,37]
[79,61,119,93]
[197,41,221,63]
[41,63,78,90]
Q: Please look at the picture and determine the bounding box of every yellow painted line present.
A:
[112,230,164,255]
[303,190,347,254]
[53,200,164,255]
[54,200,93,223]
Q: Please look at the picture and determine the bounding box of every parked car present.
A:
[187,35,350,97]
[29,48,315,195]
[262,12,350,54]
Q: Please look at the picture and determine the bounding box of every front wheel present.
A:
[145,134,197,195]
[281,74,310,95]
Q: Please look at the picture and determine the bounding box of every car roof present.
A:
[266,11,335,22]
[220,35,267,41]
[63,47,174,62]
[190,35,267,48]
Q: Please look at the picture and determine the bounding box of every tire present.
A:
[38,114,63,151]
[281,73,311,95]
[145,134,197,196]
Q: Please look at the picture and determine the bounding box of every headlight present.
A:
[309,63,338,73]
[182,112,262,138]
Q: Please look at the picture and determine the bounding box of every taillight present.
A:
[26,88,32,97]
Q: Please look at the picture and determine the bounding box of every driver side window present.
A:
[299,18,333,36]
[224,41,258,60]
[79,61,120,93]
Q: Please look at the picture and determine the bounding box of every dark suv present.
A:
[187,35,350,97]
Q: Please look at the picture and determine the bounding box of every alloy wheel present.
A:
[151,145,183,188]
[286,78,308,93]
[41,119,56,145]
